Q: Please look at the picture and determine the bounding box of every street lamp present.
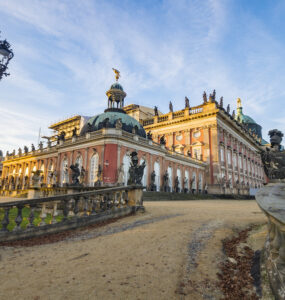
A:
[0,33,14,81]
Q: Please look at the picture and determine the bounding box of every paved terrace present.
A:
[0,200,267,299]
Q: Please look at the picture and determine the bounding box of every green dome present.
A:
[81,111,146,138]
[110,82,124,91]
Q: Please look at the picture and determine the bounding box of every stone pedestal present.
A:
[27,188,41,199]
[127,187,143,208]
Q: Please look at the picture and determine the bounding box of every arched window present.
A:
[177,168,181,192]
[25,167,29,176]
[154,161,160,191]
[140,158,147,190]
[89,153,99,186]
[123,154,131,186]
[75,154,83,170]
[185,170,189,191]
[198,173,203,191]
[167,166,173,192]
[192,171,196,190]
[47,163,54,186]
[61,158,69,186]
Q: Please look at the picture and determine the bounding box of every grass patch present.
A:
[0,207,63,231]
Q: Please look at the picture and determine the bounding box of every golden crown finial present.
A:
[112,68,120,81]
[237,98,242,108]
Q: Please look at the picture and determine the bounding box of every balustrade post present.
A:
[63,199,69,221]
[1,207,10,232]
[83,196,89,216]
[28,205,36,228]
[73,197,79,216]
[14,205,23,231]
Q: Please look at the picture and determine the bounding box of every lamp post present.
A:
[0,33,14,81]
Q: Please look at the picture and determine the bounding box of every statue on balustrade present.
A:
[127,151,146,185]
[31,170,42,188]
[95,165,102,186]
[163,171,170,192]
[219,96,223,108]
[115,118,122,129]
[70,163,80,185]
[18,148,22,156]
[174,176,180,193]
[226,104,230,114]
[154,106,158,116]
[57,131,66,143]
[150,170,156,191]
[31,144,35,151]
[147,131,153,140]
[261,129,285,179]
[38,141,43,150]
[12,149,15,156]
[72,127,77,137]
[203,91,207,104]
[80,166,86,185]
[160,135,166,145]
[187,150,191,157]
[117,163,125,186]
[185,96,190,108]
[169,101,173,113]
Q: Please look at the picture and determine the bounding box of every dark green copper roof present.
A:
[110,82,124,91]
[80,111,146,138]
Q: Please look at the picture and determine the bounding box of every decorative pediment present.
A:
[191,141,204,147]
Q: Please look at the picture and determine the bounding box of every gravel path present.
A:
[0,200,266,300]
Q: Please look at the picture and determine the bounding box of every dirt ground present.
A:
[0,200,267,300]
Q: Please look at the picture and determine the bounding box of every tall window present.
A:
[185,170,189,190]
[192,172,196,190]
[177,168,181,187]
[47,163,54,186]
[167,166,173,192]
[123,154,131,186]
[89,153,99,186]
[75,155,83,170]
[61,158,69,186]
[154,161,160,191]
[220,147,224,162]
[239,156,242,169]
[227,150,231,166]
[140,158,147,190]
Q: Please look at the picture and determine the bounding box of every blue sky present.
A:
[0,0,285,153]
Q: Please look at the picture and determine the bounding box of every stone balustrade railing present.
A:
[256,181,285,299]
[0,185,144,242]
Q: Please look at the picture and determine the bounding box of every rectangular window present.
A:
[220,147,224,162]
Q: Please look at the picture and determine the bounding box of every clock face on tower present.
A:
[176,134,183,141]
[193,131,201,138]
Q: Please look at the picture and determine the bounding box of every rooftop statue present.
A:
[31,144,35,151]
[237,98,242,108]
[147,131,153,140]
[226,104,230,114]
[72,127,77,137]
[185,96,190,108]
[203,91,207,104]
[154,106,158,116]
[112,68,120,81]
[219,96,223,108]
[169,101,173,113]
[160,135,166,145]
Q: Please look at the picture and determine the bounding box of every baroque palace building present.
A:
[0,79,207,196]
[125,93,266,194]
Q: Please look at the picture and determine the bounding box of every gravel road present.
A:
[0,200,266,300]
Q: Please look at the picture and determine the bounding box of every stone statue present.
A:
[219,96,223,108]
[80,166,86,184]
[209,95,213,103]
[38,141,43,150]
[147,131,153,140]
[203,91,207,104]
[57,131,66,143]
[261,129,285,179]
[150,170,156,191]
[232,110,235,119]
[132,125,138,135]
[86,123,93,133]
[31,170,42,188]
[169,101,173,113]
[72,127,77,137]
[47,139,51,148]
[163,171,170,192]
[31,144,35,151]
[115,118,122,129]
[95,165,102,186]
[212,89,216,101]
[117,163,125,185]
[112,67,120,81]
[185,96,190,108]
[70,163,80,185]
[187,150,191,157]
[174,176,180,193]
[160,135,166,145]
[226,104,230,114]
[154,106,158,116]
[18,148,22,156]
[127,151,146,185]
[102,118,110,128]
